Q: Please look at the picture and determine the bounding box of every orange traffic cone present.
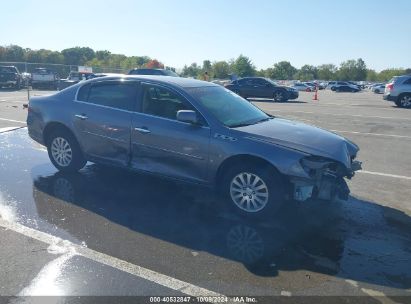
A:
[312,86,319,101]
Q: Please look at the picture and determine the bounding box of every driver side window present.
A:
[141,84,193,120]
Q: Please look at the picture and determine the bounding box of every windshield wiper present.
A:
[229,117,272,128]
[255,117,272,124]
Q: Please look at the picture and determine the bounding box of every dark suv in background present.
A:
[225,77,298,102]
[0,65,23,89]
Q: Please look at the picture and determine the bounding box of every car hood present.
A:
[233,118,359,169]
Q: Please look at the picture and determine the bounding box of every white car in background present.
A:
[372,84,386,94]
[292,82,312,92]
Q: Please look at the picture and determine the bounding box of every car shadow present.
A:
[32,164,411,290]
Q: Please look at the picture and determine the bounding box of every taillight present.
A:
[387,83,394,91]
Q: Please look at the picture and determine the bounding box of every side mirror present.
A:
[265,83,271,87]
[177,110,198,124]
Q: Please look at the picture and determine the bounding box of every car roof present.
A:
[87,75,219,88]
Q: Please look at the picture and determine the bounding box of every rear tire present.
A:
[222,164,285,218]
[46,129,86,172]
[398,94,411,108]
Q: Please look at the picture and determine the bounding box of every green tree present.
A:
[3,45,25,61]
[202,60,212,72]
[377,68,406,81]
[95,50,111,61]
[366,69,378,82]
[337,58,367,81]
[230,55,256,77]
[181,63,201,78]
[61,47,95,65]
[267,61,297,80]
[294,65,318,81]
[317,64,337,80]
[211,61,230,79]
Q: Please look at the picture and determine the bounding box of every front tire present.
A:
[273,90,287,102]
[222,164,285,217]
[46,129,86,172]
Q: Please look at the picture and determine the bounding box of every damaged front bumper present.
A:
[291,160,362,202]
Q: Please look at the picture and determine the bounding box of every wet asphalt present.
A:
[0,89,411,302]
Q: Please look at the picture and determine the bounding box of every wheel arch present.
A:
[214,154,284,189]
[43,122,77,146]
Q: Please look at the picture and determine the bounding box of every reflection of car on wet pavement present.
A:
[32,166,345,276]
[27,75,362,217]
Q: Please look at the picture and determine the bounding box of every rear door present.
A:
[130,82,210,183]
[72,80,138,166]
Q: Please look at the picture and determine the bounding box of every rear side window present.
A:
[83,82,137,111]
[403,77,411,85]
[77,84,91,101]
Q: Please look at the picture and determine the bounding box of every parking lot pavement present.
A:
[0,89,411,300]
[1,130,411,300]
[0,89,54,129]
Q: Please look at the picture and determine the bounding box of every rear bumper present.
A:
[383,94,396,102]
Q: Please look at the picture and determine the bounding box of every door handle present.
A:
[75,114,88,120]
[134,127,151,134]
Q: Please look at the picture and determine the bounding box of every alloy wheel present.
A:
[400,95,411,108]
[230,172,269,212]
[51,137,73,167]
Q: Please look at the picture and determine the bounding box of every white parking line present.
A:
[358,170,411,181]
[269,109,411,121]
[0,117,26,124]
[0,127,24,133]
[0,218,224,297]
[330,129,411,140]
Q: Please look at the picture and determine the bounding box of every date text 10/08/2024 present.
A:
[149,296,258,303]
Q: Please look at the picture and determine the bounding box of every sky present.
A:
[1,0,410,71]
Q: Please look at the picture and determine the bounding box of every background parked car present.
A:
[293,82,312,92]
[303,82,316,91]
[128,68,179,77]
[0,65,23,89]
[31,68,59,89]
[58,71,95,90]
[326,81,337,90]
[225,77,299,102]
[372,84,386,94]
[383,75,411,108]
[330,82,360,92]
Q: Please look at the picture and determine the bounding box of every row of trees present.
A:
[182,56,410,82]
[1,45,409,81]
[0,45,165,71]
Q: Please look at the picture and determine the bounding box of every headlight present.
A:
[300,156,337,177]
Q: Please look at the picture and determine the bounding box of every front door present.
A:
[130,83,210,183]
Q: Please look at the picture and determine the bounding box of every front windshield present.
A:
[188,86,269,127]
